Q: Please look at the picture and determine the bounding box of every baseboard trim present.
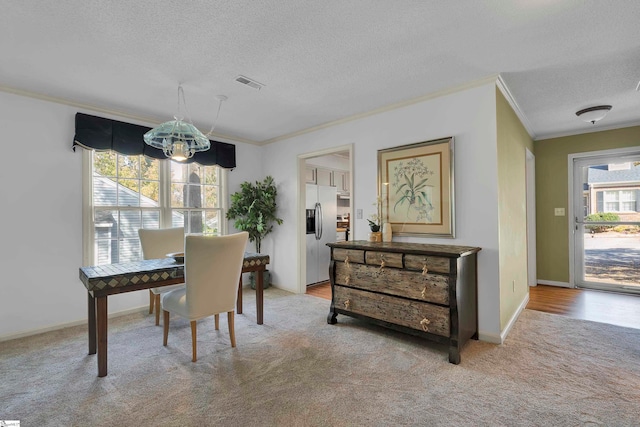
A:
[500,292,530,344]
[0,306,148,342]
[478,292,530,344]
[537,280,573,288]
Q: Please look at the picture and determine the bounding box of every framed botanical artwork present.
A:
[377,137,455,238]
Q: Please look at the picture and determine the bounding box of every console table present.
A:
[326,241,480,364]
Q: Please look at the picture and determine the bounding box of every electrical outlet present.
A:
[356,209,363,219]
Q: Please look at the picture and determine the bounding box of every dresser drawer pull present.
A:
[344,256,350,268]
[344,275,351,285]
[344,299,351,310]
[421,286,427,299]
[422,264,429,275]
[379,255,386,272]
[420,318,431,332]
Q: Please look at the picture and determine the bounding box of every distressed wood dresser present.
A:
[326,241,481,364]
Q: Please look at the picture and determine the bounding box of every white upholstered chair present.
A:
[138,227,186,325]
[162,232,248,362]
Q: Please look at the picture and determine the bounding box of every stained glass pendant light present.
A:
[144,85,226,161]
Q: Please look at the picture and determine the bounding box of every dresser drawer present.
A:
[365,251,403,268]
[334,286,450,337]
[333,248,365,264]
[404,254,450,274]
[335,262,449,305]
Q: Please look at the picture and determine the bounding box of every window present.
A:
[84,151,226,265]
[602,190,637,213]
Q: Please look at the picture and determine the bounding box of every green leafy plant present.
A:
[585,212,620,233]
[226,176,283,253]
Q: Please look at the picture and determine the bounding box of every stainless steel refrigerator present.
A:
[306,184,337,285]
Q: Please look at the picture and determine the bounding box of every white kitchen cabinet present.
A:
[305,166,316,184]
[316,168,333,186]
[334,170,350,193]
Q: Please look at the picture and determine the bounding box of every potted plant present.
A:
[226,176,283,288]
[367,197,383,241]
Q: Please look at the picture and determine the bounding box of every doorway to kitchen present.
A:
[297,145,353,295]
[570,147,640,294]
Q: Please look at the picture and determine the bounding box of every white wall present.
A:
[0,82,503,340]
[260,83,502,339]
[0,91,261,339]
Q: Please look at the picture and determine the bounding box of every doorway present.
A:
[570,147,640,294]
[297,145,353,295]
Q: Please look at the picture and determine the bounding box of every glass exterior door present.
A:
[573,153,640,293]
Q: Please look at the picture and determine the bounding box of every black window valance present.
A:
[72,112,236,169]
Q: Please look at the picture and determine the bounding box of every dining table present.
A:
[79,252,269,377]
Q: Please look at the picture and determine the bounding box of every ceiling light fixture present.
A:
[144,85,227,161]
[575,105,612,125]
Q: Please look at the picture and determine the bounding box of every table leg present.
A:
[97,296,108,377]
[237,276,243,314]
[88,292,96,355]
[256,269,263,325]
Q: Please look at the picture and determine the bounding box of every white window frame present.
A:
[602,189,636,213]
[82,150,228,266]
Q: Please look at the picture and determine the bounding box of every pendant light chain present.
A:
[206,96,225,137]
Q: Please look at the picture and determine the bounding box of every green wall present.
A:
[535,126,640,283]
[496,88,534,329]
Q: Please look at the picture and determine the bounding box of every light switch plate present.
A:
[554,208,565,216]
[356,209,363,219]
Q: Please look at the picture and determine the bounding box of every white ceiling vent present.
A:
[235,75,264,90]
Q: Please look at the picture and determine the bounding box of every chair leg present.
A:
[149,290,154,314]
[163,310,170,346]
[228,311,236,348]
[214,313,219,330]
[155,294,161,326]
[191,321,197,362]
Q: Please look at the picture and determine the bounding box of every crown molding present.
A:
[535,119,640,141]
[496,75,536,140]
[261,74,502,145]
[0,85,259,146]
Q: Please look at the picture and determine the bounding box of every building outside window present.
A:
[602,190,636,212]
[85,151,226,265]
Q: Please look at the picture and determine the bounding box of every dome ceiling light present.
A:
[575,105,612,125]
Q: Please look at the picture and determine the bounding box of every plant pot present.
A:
[368,231,382,242]
[249,270,271,290]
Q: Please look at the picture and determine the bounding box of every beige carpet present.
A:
[1,288,639,426]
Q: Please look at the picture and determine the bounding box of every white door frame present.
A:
[296,144,354,294]
[525,148,537,287]
[567,146,640,288]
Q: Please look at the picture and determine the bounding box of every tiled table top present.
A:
[80,252,269,292]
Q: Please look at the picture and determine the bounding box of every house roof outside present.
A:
[588,163,640,185]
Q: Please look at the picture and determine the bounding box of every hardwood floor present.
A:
[527,285,640,329]
[306,282,331,300]
[309,282,640,329]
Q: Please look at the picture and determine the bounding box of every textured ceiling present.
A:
[1,1,640,144]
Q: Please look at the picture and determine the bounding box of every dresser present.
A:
[326,241,481,364]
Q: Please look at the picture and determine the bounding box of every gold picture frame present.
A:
[378,137,455,238]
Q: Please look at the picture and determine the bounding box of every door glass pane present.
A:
[579,161,640,290]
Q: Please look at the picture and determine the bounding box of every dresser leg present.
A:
[327,311,337,324]
[448,346,461,364]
